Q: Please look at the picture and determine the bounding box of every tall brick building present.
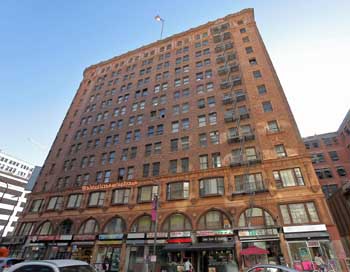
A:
[303,110,350,198]
[13,8,346,271]
[304,110,350,258]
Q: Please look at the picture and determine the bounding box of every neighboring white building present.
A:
[0,150,39,237]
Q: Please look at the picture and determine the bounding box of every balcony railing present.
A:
[220,77,242,89]
[224,112,237,123]
[227,134,241,144]
[216,56,225,64]
[222,95,234,105]
[230,153,262,167]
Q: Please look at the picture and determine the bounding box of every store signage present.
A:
[283,224,327,233]
[37,235,56,241]
[82,181,138,191]
[73,234,96,241]
[196,229,233,237]
[145,239,167,244]
[98,234,124,240]
[146,232,168,238]
[127,233,145,239]
[169,231,191,238]
[59,235,73,241]
[167,238,192,243]
[307,241,320,247]
[239,228,279,238]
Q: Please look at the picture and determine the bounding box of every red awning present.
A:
[240,246,269,255]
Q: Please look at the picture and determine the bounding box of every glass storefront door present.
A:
[96,246,121,272]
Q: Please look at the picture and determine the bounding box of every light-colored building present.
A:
[0,150,37,237]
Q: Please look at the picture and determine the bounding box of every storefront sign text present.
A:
[98,234,124,240]
[283,224,327,233]
[127,233,145,239]
[146,232,168,238]
[167,238,192,243]
[82,181,138,191]
[307,241,320,247]
[169,231,191,238]
[73,234,96,241]
[196,229,233,237]
[239,228,279,238]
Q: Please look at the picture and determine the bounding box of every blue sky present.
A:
[0,0,349,165]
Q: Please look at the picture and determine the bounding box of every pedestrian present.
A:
[314,253,325,272]
[184,258,193,272]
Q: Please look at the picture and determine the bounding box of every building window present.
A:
[131,215,153,233]
[267,120,279,132]
[127,167,134,180]
[181,157,189,172]
[88,191,105,207]
[336,166,347,176]
[169,160,178,174]
[198,210,231,230]
[199,177,224,197]
[262,101,273,112]
[167,181,190,200]
[118,168,125,181]
[172,121,179,133]
[67,194,82,209]
[152,162,160,176]
[273,168,305,188]
[315,168,333,179]
[322,184,338,198]
[199,155,209,170]
[46,196,63,211]
[142,164,150,177]
[18,222,35,236]
[275,144,287,158]
[30,199,44,213]
[245,47,253,54]
[182,118,190,130]
[162,213,192,231]
[212,153,221,168]
[328,151,339,161]
[198,115,206,127]
[209,131,219,144]
[209,112,217,125]
[154,142,162,154]
[138,185,158,203]
[171,139,179,152]
[112,188,130,204]
[181,136,189,150]
[104,170,111,183]
[199,133,207,147]
[253,70,262,78]
[235,173,265,192]
[280,202,320,225]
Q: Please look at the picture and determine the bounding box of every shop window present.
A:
[238,207,274,227]
[131,215,153,232]
[167,181,189,200]
[162,213,192,231]
[273,168,305,188]
[199,177,224,197]
[36,221,53,235]
[137,185,158,203]
[78,218,99,234]
[103,217,125,233]
[198,210,231,229]
[279,202,320,225]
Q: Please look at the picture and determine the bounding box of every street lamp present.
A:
[154,15,165,40]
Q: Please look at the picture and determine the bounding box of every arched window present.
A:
[78,218,99,234]
[162,213,192,231]
[131,215,153,233]
[198,210,231,230]
[57,219,73,235]
[36,221,53,235]
[238,207,275,227]
[103,217,125,234]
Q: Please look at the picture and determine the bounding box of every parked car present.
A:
[5,260,96,272]
[247,264,299,272]
[0,258,24,272]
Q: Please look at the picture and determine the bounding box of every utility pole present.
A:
[151,194,159,272]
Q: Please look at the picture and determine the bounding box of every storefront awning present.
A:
[163,243,190,251]
[284,231,329,240]
[240,246,269,255]
[187,242,234,251]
